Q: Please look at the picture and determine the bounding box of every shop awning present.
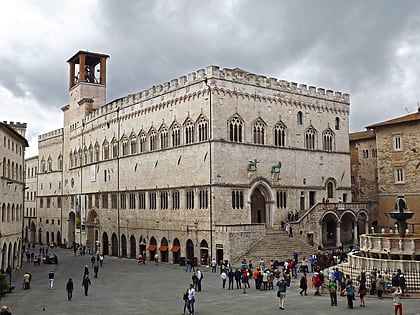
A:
[147,245,157,251]
[158,246,168,251]
[170,246,180,252]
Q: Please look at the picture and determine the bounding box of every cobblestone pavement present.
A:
[3,247,420,314]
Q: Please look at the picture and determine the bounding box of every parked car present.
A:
[45,254,58,264]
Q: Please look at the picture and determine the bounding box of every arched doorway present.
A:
[340,212,356,246]
[87,210,99,252]
[13,242,17,268]
[111,233,118,256]
[139,235,146,256]
[148,237,157,261]
[171,238,180,264]
[129,235,136,259]
[102,232,109,255]
[46,231,50,245]
[321,213,338,248]
[121,234,127,258]
[186,239,194,261]
[1,244,6,271]
[7,243,12,269]
[357,211,368,241]
[30,222,36,245]
[159,238,168,262]
[200,240,209,265]
[251,188,266,224]
[68,212,76,247]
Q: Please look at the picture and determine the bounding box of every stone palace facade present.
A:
[31,50,353,263]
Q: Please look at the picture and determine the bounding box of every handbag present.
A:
[277,291,280,297]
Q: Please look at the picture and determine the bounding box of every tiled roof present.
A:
[349,130,375,141]
[366,111,420,129]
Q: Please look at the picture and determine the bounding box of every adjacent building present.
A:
[32,50,355,263]
[0,121,28,270]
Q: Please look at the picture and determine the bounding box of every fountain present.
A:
[388,196,414,237]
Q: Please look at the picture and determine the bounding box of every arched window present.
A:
[335,117,340,130]
[83,146,88,164]
[57,154,63,170]
[171,124,180,147]
[322,129,334,152]
[40,158,46,173]
[327,181,334,199]
[78,148,83,165]
[149,129,157,151]
[184,119,195,144]
[111,138,118,158]
[88,144,93,163]
[94,142,100,161]
[139,131,147,152]
[274,122,286,147]
[252,119,265,145]
[297,111,303,125]
[130,134,137,154]
[69,151,73,168]
[103,140,109,160]
[160,126,169,149]
[121,136,129,156]
[305,127,316,150]
[228,116,243,142]
[197,116,208,142]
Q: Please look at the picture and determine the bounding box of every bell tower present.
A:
[64,51,109,126]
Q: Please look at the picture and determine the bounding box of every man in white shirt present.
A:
[187,283,196,315]
[211,258,217,273]
[196,269,203,291]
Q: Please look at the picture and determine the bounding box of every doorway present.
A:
[251,188,266,224]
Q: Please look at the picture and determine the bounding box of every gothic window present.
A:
[112,138,119,158]
[160,126,169,149]
[139,132,147,152]
[186,190,194,209]
[130,134,137,154]
[305,127,317,150]
[102,193,108,209]
[160,191,168,209]
[297,111,303,125]
[172,191,180,209]
[120,193,126,209]
[253,119,265,144]
[47,156,52,172]
[197,116,208,142]
[149,192,157,209]
[184,119,195,144]
[335,117,340,130]
[111,194,118,209]
[57,154,63,170]
[228,116,243,142]
[276,191,287,208]
[83,146,88,164]
[149,129,157,151]
[121,136,129,156]
[102,140,109,160]
[88,144,93,163]
[231,191,244,209]
[40,158,46,173]
[322,129,334,152]
[171,124,181,147]
[274,122,286,147]
[78,148,83,165]
[327,181,334,199]
[129,193,136,209]
[138,192,146,209]
[94,142,100,161]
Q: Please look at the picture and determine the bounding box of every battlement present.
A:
[3,121,27,129]
[38,128,64,141]
[84,65,350,123]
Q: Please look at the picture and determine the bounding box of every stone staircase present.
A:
[233,230,316,266]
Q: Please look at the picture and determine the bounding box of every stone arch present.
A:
[111,233,118,256]
[129,235,136,259]
[68,211,76,247]
[102,232,109,255]
[200,239,209,265]
[57,230,62,246]
[87,209,99,253]
[30,221,36,244]
[148,237,157,261]
[186,239,194,260]
[320,212,339,248]
[340,211,357,246]
[121,234,127,258]
[172,238,181,264]
[248,178,275,227]
[38,228,42,245]
[46,231,50,245]
[7,242,12,269]
[51,231,55,244]
[160,237,168,263]
[139,235,146,256]
[13,241,18,269]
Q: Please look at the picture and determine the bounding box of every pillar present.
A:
[336,220,342,247]
[353,220,359,245]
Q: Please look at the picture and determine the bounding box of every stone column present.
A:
[336,220,342,247]
[365,221,369,235]
[353,221,359,245]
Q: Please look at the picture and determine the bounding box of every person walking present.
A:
[211,258,217,273]
[327,279,337,306]
[220,270,227,289]
[359,281,367,307]
[154,253,159,266]
[299,273,308,296]
[99,255,104,266]
[241,271,248,294]
[84,265,89,277]
[192,272,198,290]
[234,268,242,289]
[196,269,203,292]
[90,255,96,268]
[377,274,385,299]
[227,269,234,290]
[182,286,189,315]
[0,305,12,315]
[66,278,74,300]
[48,271,54,289]
[187,283,196,315]
[342,280,355,309]
[93,265,99,278]
[392,287,402,315]
[82,275,91,296]
[276,277,287,310]
[23,272,31,290]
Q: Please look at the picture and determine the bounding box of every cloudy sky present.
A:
[1,0,420,157]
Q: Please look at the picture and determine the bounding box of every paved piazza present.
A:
[3,247,420,314]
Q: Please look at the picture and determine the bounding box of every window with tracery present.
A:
[172,124,181,146]
[274,123,286,147]
[88,145,93,163]
[228,116,243,142]
[253,119,265,144]
[57,154,63,170]
[40,159,46,173]
[139,132,147,152]
[322,129,334,152]
[94,142,100,161]
[160,127,169,149]
[112,139,118,158]
[47,157,52,172]
[121,137,129,156]
[197,116,208,141]
[130,135,137,154]
[103,140,109,160]
[83,147,88,164]
[305,127,316,150]
[184,120,195,144]
[149,130,157,151]
[69,152,73,168]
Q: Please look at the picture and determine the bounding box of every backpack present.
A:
[329,284,336,293]
[349,286,355,295]
[183,292,188,300]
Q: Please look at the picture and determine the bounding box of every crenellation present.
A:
[196,69,206,79]
[187,72,196,82]
[317,87,325,95]
[38,128,64,141]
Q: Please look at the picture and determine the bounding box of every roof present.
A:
[349,130,376,141]
[0,122,29,147]
[67,50,110,64]
[366,110,420,129]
